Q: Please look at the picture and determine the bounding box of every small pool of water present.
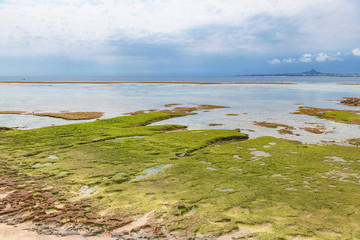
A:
[33,162,58,167]
[206,167,218,171]
[130,164,173,182]
[215,186,234,192]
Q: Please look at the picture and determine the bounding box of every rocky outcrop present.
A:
[340,97,360,106]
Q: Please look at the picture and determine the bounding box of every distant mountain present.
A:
[240,69,360,77]
[301,68,323,76]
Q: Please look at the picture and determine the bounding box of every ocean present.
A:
[1,75,360,83]
[1,76,359,144]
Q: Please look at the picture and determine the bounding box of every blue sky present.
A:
[0,0,360,76]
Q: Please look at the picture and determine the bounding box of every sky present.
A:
[0,0,360,76]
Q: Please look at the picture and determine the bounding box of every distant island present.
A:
[241,69,360,77]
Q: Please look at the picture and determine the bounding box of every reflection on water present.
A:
[130,164,173,182]
[215,186,234,192]
[33,162,58,167]
[0,82,359,144]
[206,167,218,171]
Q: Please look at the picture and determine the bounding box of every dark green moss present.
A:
[293,106,360,124]
[0,126,12,132]
[322,110,360,124]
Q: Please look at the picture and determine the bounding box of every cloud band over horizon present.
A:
[0,0,360,75]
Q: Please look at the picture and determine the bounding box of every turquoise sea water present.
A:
[0,76,359,144]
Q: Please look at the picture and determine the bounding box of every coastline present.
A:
[0,81,297,85]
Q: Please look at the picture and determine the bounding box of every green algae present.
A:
[322,110,360,124]
[293,106,360,124]
[0,112,360,239]
[347,138,360,146]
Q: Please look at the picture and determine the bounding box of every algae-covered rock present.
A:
[112,173,131,183]
[0,126,13,132]
[340,97,360,106]
[0,112,359,239]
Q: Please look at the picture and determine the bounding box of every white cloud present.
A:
[315,53,330,62]
[315,52,343,62]
[299,54,313,63]
[352,48,360,56]
[282,58,296,63]
[274,52,343,64]
[268,59,281,64]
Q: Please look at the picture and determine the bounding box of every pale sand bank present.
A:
[0,223,113,240]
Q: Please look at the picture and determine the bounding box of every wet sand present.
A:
[0,223,113,240]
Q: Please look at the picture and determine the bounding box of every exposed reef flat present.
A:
[253,121,296,135]
[339,97,360,106]
[253,120,335,135]
[0,110,360,239]
[253,121,295,130]
[0,111,104,120]
[299,125,333,134]
[337,83,360,85]
[293,106,360,124]
[0,126,13,132]
[127,104,230,116]
[208,123,224,126]
[347,138,360,146]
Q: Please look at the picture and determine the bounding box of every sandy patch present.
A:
[0,192,10,200]
[112,211,153,234]
[78,186,101,196]
[0,223,113,240]
[218,223,272,240]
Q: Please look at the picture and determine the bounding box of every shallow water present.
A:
[1,75,360,84]
[130,164,173,182]
[215,187,234,192]
[33,162,58,167]
[206,167,218,171]
[0,81,359,144]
